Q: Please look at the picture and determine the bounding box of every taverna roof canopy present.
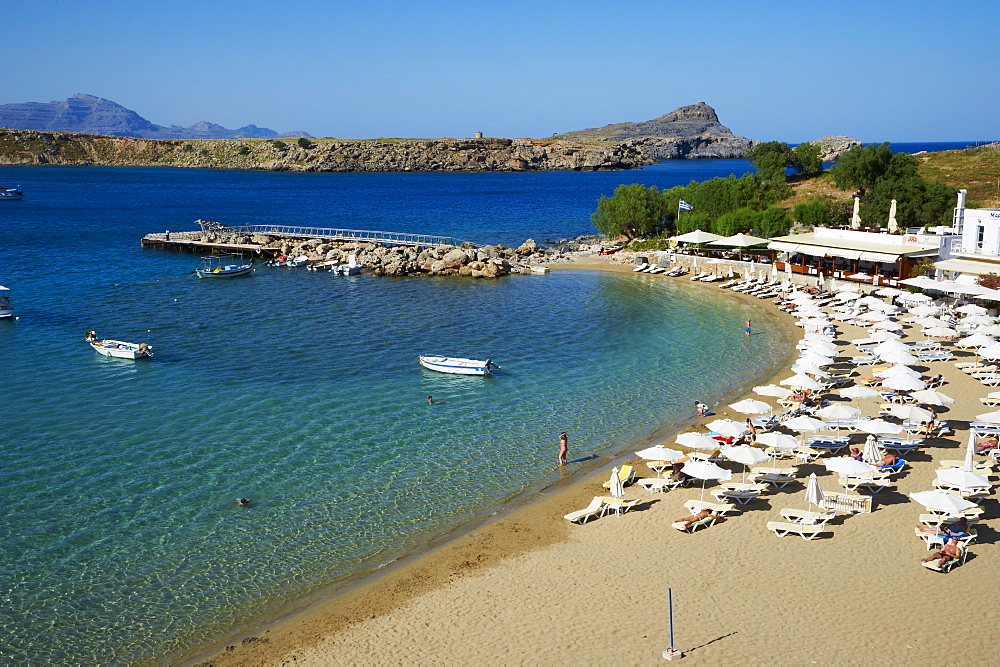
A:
[768,227,938,262]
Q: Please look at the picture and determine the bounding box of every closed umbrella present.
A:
[861,434,885,466]
[676,432,721,450]
[635,446,685,462]
[804,472,825,510]
[856,418,905,436]
[729,399,772,415]
[909,490,978,514]
[608,466,625,499]
[816,404,862,420]
[825,458,879,475]
[783,415,827,433]
[963,430,977,473]
[780,374,824,391]
[755,432,800,450]
[909,389,955,406]
[886,404,935,421]
[754,384,794,399]
[881,375,926,392]
[681,460,733,501]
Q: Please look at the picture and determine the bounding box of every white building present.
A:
[933,189,1000,279]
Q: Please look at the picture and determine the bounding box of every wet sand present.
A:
[192,259,997,665]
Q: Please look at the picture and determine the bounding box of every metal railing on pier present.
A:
[197,220,470,248]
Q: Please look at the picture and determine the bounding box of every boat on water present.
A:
[419,355,500,376]
[85,331,153,359]
[0,285,13,319]
[195,254,253,278]
[306,254,364,275]
[0,187,22,200]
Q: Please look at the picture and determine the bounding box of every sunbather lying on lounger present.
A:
[881,453,898,466]
[916,518,969,539]
[921,538,962,567]
[976,435,999,455]
[671,508,715,530]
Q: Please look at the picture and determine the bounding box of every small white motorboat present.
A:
[0,285,13,319]
[85,331,153,359]
[336,254,363,275]
[195,254,253,278]
[419,355,500,376]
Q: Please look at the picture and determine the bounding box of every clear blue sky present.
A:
[3,0,997,142]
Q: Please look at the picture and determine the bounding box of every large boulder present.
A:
[441,247,470,268]
[516,239,537,255]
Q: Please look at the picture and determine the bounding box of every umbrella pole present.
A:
[663,588,683,660]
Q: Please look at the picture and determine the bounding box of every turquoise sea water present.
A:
[0,163,792,662]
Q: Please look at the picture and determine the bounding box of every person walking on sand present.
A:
[745,318,752,336]
[558,432,569,466]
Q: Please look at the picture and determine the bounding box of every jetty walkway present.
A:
[141,220,473,256]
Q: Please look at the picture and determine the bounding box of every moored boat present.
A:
[0,285,13,318]
[195,254,253,278]
[419,355,500,376]
[85,331,153,359]
[0,187,22,200]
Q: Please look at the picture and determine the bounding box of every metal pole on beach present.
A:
[663,587,683,660]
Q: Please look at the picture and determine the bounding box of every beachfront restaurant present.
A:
[767,227,941,286]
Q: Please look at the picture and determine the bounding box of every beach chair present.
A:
[564,497,606,524]
[748,468,798,489]
[931,480,990,499]
[877,458,907,475]
[683,500,736,516]
[632,262,649,272]
[636,476,684,494]
[711,488,764,505]
[838,473,893,493]
[672,513,719,532]
[778,508,836,525]
[980,396,1000,407]
[921,547,968,573]
[597,496,640,516]
[793,446,826,464]
[766,521,826,540]
[602,465,635,489]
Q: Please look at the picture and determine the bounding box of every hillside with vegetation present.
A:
[915,145,1000,208]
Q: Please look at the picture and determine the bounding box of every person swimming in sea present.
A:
[237,498,251,507]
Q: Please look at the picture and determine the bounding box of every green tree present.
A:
[297,137,313,149]
[673,211,709,234]
[757,206,792,237]
[236,145,251,155]
[791,142,823,178]
[746,141,792,179]
[591,184,670,241]
[830,142,919,197]
[713,208,758,236]
[792,199,830,227]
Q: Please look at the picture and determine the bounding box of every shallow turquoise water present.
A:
[0,165,790,662]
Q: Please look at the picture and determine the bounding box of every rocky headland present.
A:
[813,135,862,161]
[551,102,754,159]
[0,128,652,172]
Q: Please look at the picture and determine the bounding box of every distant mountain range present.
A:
[0,93,312,140]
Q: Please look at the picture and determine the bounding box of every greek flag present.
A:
[678,199,693,211]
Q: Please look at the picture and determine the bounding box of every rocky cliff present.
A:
[0,129,652,172]
[0,94,311,140]
[550,102,754,159]
[813,135,862,161]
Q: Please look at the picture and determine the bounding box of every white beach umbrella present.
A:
[728,399,772,415]
[669,229,724,244]
[873,339,911,355]
[836,291,863,301]
[963,315,996,326]
[955,333,996,349]
[802,340,839,354]
[840,385,882,400]
[880,375,926,391]
[635,445,685,462]
[909,389,955,406]
[861,434,885,466]
[608,466,626,499]
[676,432,722,450]
[973,410,1000,425]
[792,363,830,378]
[916,316,952,329]
[816,404,862,420]
[859,311,890,322]
[707,419,747,438]
[754,384,794,399]
[909,304,940,316]
[977,324,1000,336]
[835,283,860,292]
[855,418,905,436]
[872,320,903,331]
[875,287,905,298]
[869,330,904,341]
[909,490,978,514]
[783,415,827,433]
[720,445,770,467]
[924,327,957,339]
[878,349,919,365]
[901,292,933,303]
[824,458,879,475]
[780,374,824,391]
[681,460,733,501]
[849,273,873,281]
[804,472,825,510]
[935,468,990,491]
[755,432,800,450]
[881,365,921,378]
[885,404,935,422]
[978,345,1000,361]
[956,304,988,315]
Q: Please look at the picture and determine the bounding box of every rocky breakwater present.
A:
[0,129,652,172]
[186,230,583,278]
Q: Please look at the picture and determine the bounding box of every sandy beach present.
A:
[193,258,997,666]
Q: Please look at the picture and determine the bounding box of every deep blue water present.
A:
[1,160,789,662]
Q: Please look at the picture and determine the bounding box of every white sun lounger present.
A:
[766,521,826,540]
[564,497,606,524]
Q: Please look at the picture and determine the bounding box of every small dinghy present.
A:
[85,331,153,359]
[418,355,500,376]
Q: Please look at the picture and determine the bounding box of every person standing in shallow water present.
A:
[558,432,569,466]
[745,318,752,336]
